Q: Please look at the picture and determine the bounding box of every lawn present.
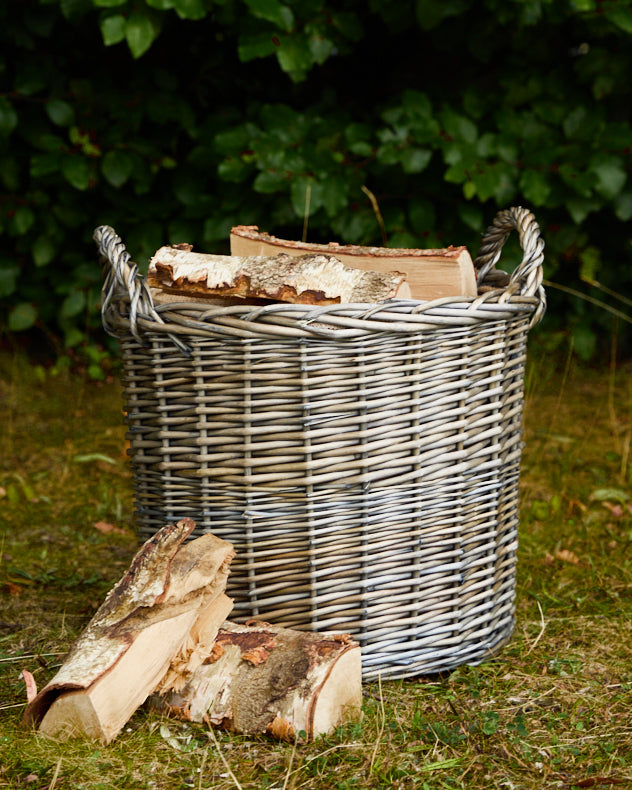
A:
[1,347,631,789]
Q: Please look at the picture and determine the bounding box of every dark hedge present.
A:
[1,0,631,364]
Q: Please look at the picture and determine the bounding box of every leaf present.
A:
[93,0,127,6]
[101,149,134,187]
[441,108,477,144]
[171,0,207,20]
[614,191,632,221]
[606,6,632,34]
[12,206,35,235]
[61,155,91,190]
[520,169,551,206]
[32,237,57,267]
[60,0,93,19]
[126,10,160,58]
[481,712,500,735]
[416,0,469,30]
[30,153,61,178]
[60,291,86,318]
[590,155,627,200]
[566,196,601,224]
[308,33,334,65]
[0,265,19,298]
[238,32,278,62]
[94,521,128,535]
[253,168,288,193]
[45,99,75,127]
[100,14,127,45]
[0,97,18,137]
[400,147,432,174]
[276,36,314,80]
[555,549,580,565]
[245,0,294,31]
[8,303,38,332]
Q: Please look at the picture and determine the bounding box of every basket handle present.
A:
[94,225,189,351]
[474,206,546,313]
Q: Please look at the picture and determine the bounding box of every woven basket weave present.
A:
[95,206,545,680]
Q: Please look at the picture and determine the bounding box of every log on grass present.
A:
[230,224,478,300]
[148,247,411,304]
[158,620,362,741]
[23,519,234,743]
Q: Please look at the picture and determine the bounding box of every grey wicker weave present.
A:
[95,206,545,680]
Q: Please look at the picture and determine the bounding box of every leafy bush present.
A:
[1,0,631,364]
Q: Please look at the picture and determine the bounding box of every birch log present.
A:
[23,519,234,743]
[148,247,410,304]
[158,620,362,741]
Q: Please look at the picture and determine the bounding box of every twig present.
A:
[198,745,208,790]
[47,758,62,790]
[368,673,385,775]
[203,717,243,790]
[301,183,311,244]
[361,185,388,246]
[542,279,632,325]
[525,599,547,656]
[281,739,297,790]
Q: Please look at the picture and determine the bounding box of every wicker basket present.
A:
[95,206,545,680]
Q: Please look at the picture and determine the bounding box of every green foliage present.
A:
[1,0,632,362]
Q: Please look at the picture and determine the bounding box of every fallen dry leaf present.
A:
[94,521,127,535]
[3,581,22,596]
[556,549,580,565]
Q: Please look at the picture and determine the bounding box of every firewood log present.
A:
[23,519,234,744]
[157,620,362,741]
[148,247,411,304]
[230,224,478,299]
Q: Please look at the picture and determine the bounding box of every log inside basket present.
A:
[230,224,478,299]
[148,247,411,304]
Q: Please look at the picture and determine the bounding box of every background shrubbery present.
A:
[1,0,631,368]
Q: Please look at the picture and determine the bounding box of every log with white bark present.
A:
[148,247,411,304]
[23,519,235,744]
[230,224,478,300]
[157,620,362,741]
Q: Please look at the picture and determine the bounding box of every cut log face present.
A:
[24,519,235,743]
[159,621,363,741]
[230,225,478,300]
[148,247,410,304]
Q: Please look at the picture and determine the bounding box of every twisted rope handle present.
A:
[474,206,546,325]
[94,225,189,352]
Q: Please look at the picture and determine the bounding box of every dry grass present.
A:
[1,348,631,790]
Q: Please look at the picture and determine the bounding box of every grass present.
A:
[1,347,632,789]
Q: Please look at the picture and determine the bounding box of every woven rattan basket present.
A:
[95,206,545,680]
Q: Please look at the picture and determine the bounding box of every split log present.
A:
[230,224,478,300]
[157,620,362,741]
[23,519,234,744]
[148,247,411,304]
